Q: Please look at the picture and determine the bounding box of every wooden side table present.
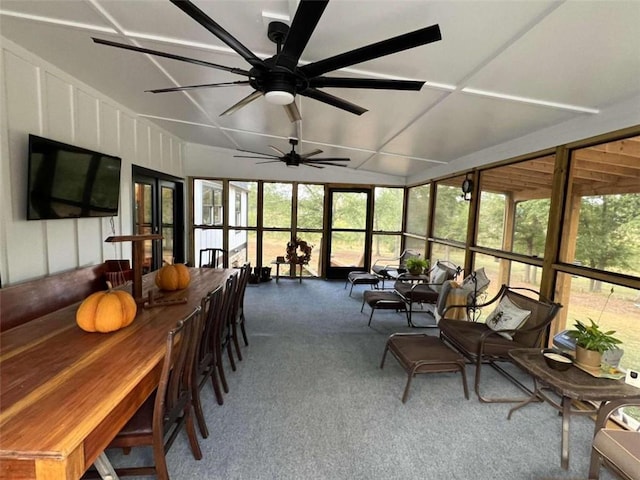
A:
[271,260,304,283]
[508,348,640,469]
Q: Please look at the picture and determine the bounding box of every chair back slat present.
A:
[198,286,224,372]
[232,264,251,323]
[154,306,202,438]
[199,248,228,268]
[220,273,238,340]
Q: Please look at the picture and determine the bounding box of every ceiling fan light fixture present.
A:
[265,90,295,105]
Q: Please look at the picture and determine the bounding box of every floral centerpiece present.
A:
[286,238,313,265]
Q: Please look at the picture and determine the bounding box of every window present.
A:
[433,176,469,243]
[235,192,242,227]
[263,182,292,229]
[297,184,324,229]
[431,243,465,275]
[473,252,542,301]
[555,273,639,371]
[197,180,223,226]
[372,187,404,267]
[406,184,430,236]
[560,138,640,277]
[478,155,553,256]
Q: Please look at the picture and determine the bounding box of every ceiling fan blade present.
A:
[220,91,262,116]
[299,24,441,78]
[299,149,323,159]
[234,155,277,160]
[306,158,350,162]
[284,102,302,122]
[305,161,348,168]
[302,163,324,169]
[300,88,367,115]
[275,0,328,70]
[170,0,265,69]
[236,148,279,158]
[309,77,424,91]
[256,160,283,165]
[269,145,286,156]
[146,81,251,93]
[92,38,249,76]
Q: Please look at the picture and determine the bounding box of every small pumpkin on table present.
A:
[76,289,137,333]
[146,262,191,308]
[155,263,191,291]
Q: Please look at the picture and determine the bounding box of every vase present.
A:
[575,345,602,368]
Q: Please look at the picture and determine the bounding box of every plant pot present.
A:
[575,345,602,368]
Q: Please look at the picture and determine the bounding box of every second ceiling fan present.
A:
[234,138,349,168]
[92,0,441,121]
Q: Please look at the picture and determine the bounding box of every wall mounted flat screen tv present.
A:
[27,135,122,220]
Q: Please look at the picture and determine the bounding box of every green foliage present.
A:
[513,199,550,257]
[297,184,324,229]
[406,185,430,235]
[405,257,428,271]
[433,185,469,242]
[476,192,506,249]
[374,187,403,232]
[567,318,622,353]
[575,194,640,279]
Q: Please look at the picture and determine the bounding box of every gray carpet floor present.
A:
[107,278,615,480]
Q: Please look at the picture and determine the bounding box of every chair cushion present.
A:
[460,267,490,296]
[394,281,439,303]
[363,290,406,309]
[439,318,528,357]
[485,295,531,340]
[429,262,458,293]
[348,271,379,285]
[593,430,640,480]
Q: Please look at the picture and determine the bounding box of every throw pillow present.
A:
[461,267,491,296]
[429,263,449,293]
[485,295,531,340]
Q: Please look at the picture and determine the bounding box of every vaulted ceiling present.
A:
[1,0,639,180]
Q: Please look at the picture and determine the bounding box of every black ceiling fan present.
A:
[92,0,441,122]
[234,138,349,168]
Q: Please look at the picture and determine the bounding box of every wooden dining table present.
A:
[0,267,234,480]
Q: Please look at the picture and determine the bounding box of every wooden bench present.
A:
[0,263,111,332]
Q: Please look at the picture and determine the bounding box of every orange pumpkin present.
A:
[155,263,190,291]
[76,290,137,333]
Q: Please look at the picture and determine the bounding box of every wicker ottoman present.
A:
[361,290,408,326]
[380,334,469,403]
[345,271,380,297]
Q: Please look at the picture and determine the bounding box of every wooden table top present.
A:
[509,348,640,401]
[0,267,233,479]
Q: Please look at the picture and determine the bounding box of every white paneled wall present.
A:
[0,38,186,285]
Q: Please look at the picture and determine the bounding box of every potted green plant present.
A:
[567,319,622,368]
[405,257,428,275]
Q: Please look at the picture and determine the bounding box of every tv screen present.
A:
[27,135,122,220]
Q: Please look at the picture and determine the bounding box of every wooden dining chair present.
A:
[103,306,203,480]
[193,285,224,438]
[229,263,251,361]
[221,273,239,372]
[199,248,228,268]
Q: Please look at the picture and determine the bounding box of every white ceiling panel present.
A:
[384,92,578,161]
[359,153,437,178]
[2,0,638,182]
[467,1,640,108]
